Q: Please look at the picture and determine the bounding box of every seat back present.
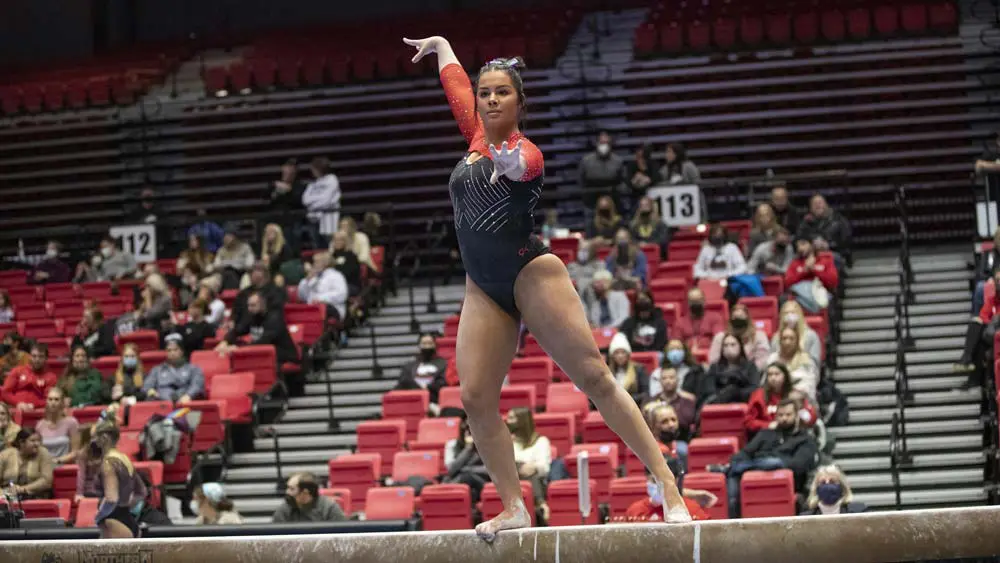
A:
[328,453,381,512]
[356,420,407,476]
[546,479,598,526]
[435,337,457,360]
[741,469,796,518]
[391,451,440,482]
[738,296,779,327]
[381,390,429,441]
[283,303,326,344]
[364,486,415,520]
[185,400,226,452]
[684,471,727,520]
[419,483,472,531]
[117,330,160,353]
[21,499,70,520]
[545,383,590,424]
[609,476,649,517]
[414,417,460,448]
[52,465,78,500]
[230,345,277,394]
[209,372,255,423]
[191,350,231,391]
[318,487,352,514]
[442,315,460,338]
[507,357,553,407]
[687,437,740,472]
[581,412,625,464]
[498,384,536,415]
[126,401,174,431]
[75,497,100,527]
[437,386,462,409]
[533,412,575,457]
[649,278,689,304]
[699,403,749,447]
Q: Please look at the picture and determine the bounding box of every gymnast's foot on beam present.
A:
[475,501,531,542]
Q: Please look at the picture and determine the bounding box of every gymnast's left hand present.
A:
[488,140,525,184]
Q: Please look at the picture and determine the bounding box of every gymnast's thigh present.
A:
[456,277,520,397]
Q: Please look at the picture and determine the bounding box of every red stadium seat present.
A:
[697,279,726,302]
[117,330,160,353]
[443,315,460,338]
[438,386,462,410]
[480,481,535,526]
[118,431,141,458]
[191,350,231,392]
[821,10,846,41]
[901,4,928,33]
[520,333,545,357]
[929,2,957,30]
[739,296,778,327]
[364,486,415,520]
[251,58,278,88]
[649,278,688,305]
[533,412,575,457]
[140,350,167,368]
[688,437,740,472]
[609,476,648,517]
[713,17,737,50]
[52,465,77,500]
[874,5,899,36]
[410,417,461,452]
[328,453,381,511]
[391,451,440,482]
[761,276,784,298]
[14,408,45,430]
[565,444,618,504]
[229,62,251,92]
[284,303,326,344]
[700,403,749,446]
[381,389,429,441]
[435,337,457,360]
[186,400,226,452]
[79,282,112,300]
[684,471,728,520]
[631,352,658,375]
[91,356,120,379]
[793,11,819,44]
[654,261,695,285]
[126,401,173,431]
[765,13,792,44]
[302,55,327,86]
[420,483,472,531]
[210,372,255,423]
[847,7,872,38]
[688,21,710,50]
[660,22,684,52]
[87,77,111,106]
[740,15,764,46]
[230,345,277,394]
[204,67,227,94]
[498,384,536,415]
[546,479,598,526]
[37,337,70,359]
[356,419,407,476]
[7,286,40,306]
[581,412,624,462]
[318,487,352,514]
[133,461,164,508]
[19,319,64,338]
[44,284,78,302]
[545,383,590,424]
[71,406,105,425]
[21,499,70,521]
[741,469,796,518]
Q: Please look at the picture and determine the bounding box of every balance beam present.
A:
[5,506,1000,563]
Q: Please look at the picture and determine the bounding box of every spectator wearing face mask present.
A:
[747,203,781,257]
[708,399,817,518]
[797,194,851,262]
[214,229,256,291]
[579,130,625,216]
[567,241,603,295]
[107,344,146,408]
[605,228,647,291]
[273,472,346,522]
[701,332,761,406]
[659,142,701,186]
[748,226,794,276]
[630,196,669,259]
[394,333,448,411]
[128,186,161,225]
[643,401,690,465]
[192,482,244,525]
[586,195,626,248]
[801,465,867,516]
[143,337,205,405]
[583,269,630,330]
[623,144,662,210]
[770,301,821,369]
[625,464,710,522]
[769,185,800,234]
[78,236,137,283]
[607,333,650,404]
[137,274,173,330]
[619,289,667,353]
[442,408,491,503]
[29,241,71,285]
[672,288,725,345]
[0,291,11,324]
[708,304,771,371]
[2,343,58,413]
[647,367,697,442]
[785,236,838,314]
[0,332,30,381]
[745,363,816,436]
[693,224,746,282]
[649,339,706,401]
[175,299,216,356]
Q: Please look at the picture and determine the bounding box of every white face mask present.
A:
[189,499,200,516]
[597,143,611,157]
[646,482,664,506]
[90,255,103,267]
[784,313,799,326]
[45,248,58,259]
[100,246,113,258]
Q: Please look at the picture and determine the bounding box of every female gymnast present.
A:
[402,35,691,539]
[90,421,146,538]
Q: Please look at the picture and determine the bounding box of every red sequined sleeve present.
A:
[518,138,544,182]
[439,63,482,144]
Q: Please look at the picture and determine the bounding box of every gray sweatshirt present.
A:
[142,362,205,402]
[98,250,137,281]
[272,495,347,522]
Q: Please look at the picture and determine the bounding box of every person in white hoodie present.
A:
[297,251,348,321]
[301,157,341,249]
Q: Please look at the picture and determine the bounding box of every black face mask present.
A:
[777,421,795,433]
[635,300,653,313]
[659,429,677,444]
[731,317,749,331]
[709,236,724,247]
[775,242,787,253]
[0,344,8,356]
[88,441,104,459]
[419,348,436,361]
[689,302,704,317]
[253,312,266,323]
[639,209,651,218]
[598,208,612,217]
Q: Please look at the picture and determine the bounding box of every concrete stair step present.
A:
[846,280,970,298]
[337,344,414,360]
[836,451,984,473]
[288,394,383,409]
[835,350,963,369]
[322,370,402,383]
[842,292,969,309]
[837,337,964,356]
[839,324,965,343]
[832,362,954,382]
[370,312,452,326]
[854,488,986,508]
[282,405,381,423]
[849,468,983,490]
[838,378,974,397]
[228,449,350,466]
[847,403,981,423]
[348,333,431,347]
[849,259,967,277]
[833,434,981,456]
[844,270,971,288]
[827,418,981,440]
[330,356,410,371]
[224,463,330,484]
[303,379,397,396]
[840,313,968,332]
[254,432,358,451]
[844,302,967,320]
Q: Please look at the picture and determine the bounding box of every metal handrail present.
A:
[889,412,903,509]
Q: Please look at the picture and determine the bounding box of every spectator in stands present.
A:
[701,333,760,405]
[269,158,306,248]
[58,346,105,408]
[619,289,667,353]
[177,263,204,311]
[80,236,138,282]
[770,301,821,369]
[748,226,793,276]
[769,185,800,234]
[273,472,346,522]
[232,262,285,328]
[108,343,145,408]
[260,223,293,280]
[302,157,341,249]
[975,132,1000,175]
[673,288,725,344]
[579,130,625,217]
[748,203,780,257]
[394,333,448,411]
[659,142,701,186]
[693,223,747,281]
[784,236,838,314]
[177,234,215,277]
[187,208,226,253]
[330,231,362,295]
[506,407,551,521]
[298,252,349,323]
[972,228,1000,314]
[647,367,696,442]
[137,273,173,330]
[709,304,770,370]
[214,229,256,290]
[709,399,817,517]
[442,407,490,503]
[132,471,172,526]
[608,332,650,403]
[73,425,101,501]
[218,292,299,368]
[36,387,79,464]
[0,403,21,448]
[583,269,630,329]
[0,290,11,324]
[567,240,603,295]
[129,186,161,225]
[143,336,204,405]
[540,209,565,244]
[745,363,816,436]
[339,217,375,272]
[198,283,227,327]
[72,303,117,359]
[955,268,1000,379]
[797,194,851,264]
[630,196,669,259]
[0,428,53,499]
[650,339,705,396]
[625,462,710,522]
[2,343,57,413]
[801,465,867,515]
[0,332,29,380]
[176,299,215,355]
[644,401,689,464]
[29,241,71,285]
[623,144,661,211]
[362,212,382,242]
[192,482,244,525]
[605,228,647,291]
[767,327,819,403]
[586,195,625,248]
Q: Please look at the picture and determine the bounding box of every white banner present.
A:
[648,184,703,227]
[109,224,157,263]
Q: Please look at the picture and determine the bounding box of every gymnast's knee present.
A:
[460,383,499,420]
[573,357,618,402]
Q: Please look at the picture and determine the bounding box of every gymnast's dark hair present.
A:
[477,56,528,131]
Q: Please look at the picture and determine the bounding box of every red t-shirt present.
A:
[623,498,710,521]
[2,365,57,409]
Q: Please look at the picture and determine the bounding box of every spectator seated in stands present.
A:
[700,333,761,406]
[232,263,286,329]
[619,289,668,353]
[647,366,696,443]
[767,328,820,404]
[579,130,626,217]
[269,158,306,250]
[0,428,53,499]
[73,425,101,501]
[173,299,215,355]
[784,236,839,314]
[3,342,57,413]
[143,336,204,405]
[214,229,256,290]
[133,471,173,526]
[659,142,701,187]
[693,223,747,282]
[29,240,71,285]
[441,407,490,503]
[605,228,648,291]
[567,240,603,294]
[298,252,349,323]
[108,343,146,408]
[177,234,215,279]
[177,262,205,311]
[770,301,821,368]
[630,196,669,259]
[746,363,816,437]
[748,203,780,258]
[58,346,105,408]
[623,145,661,216]
[187,208,226,254]
[0,291,11,324]
[36,387,80,464]
[796,194,851,267]
[506,407,552,523]
[198,283,227,327]
[586,195,625,248]
[624,463,710,522]
[673,288,725,345]
[339,216,376,273]
[1,331,30,380]
[394,333,448,413]
[260,223,293,282]
[75,235,139,283]
[136,274,173,331]
[972,229,1000,315]
[643,401,689,466]
[301,156,342,250]
[272,472,346,523]
[192,482,244,525]
[72,303,117,359]
[583,269,629,330]
[709,304,771,370]
[748,226,793,276]
[770,184,800,234]
[0,403,21,448]
[708,399,818,518]
[801,465,867,516]
[218,292,299,368]
[954,268,1000,384]
[608,332,650,404]
[330,231,362,295]
[650,339,707,399]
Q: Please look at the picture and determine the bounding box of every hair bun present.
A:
[508,56,526,71]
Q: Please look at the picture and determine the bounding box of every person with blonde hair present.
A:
[108,343,145,407]
[747,202,780,256]
[260,223,292,277]
[505,407,551,520]
[770,301,822,367]
[767,327,819,403]
[0,402,21,448]
[90,421,146,538]
[338,216,375,271]
[136,273,172,330]
[708,303,771,370]
[802,465,867,515]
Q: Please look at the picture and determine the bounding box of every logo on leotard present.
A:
[518,246,529,257]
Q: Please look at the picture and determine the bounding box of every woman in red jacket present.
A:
[784,237,838,313]
[954,268,1000,386]
[745,363,816,436]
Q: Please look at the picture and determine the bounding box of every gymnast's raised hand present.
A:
[488,140,525,184]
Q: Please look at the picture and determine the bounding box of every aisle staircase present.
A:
[830,248,986,509]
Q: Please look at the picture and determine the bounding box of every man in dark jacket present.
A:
[796,194,851,264]
[618,290,668,352]
[394,333,448,411]
[330,231,362,295]
[29,241,71,285]
[232,263,287,328]
[272,472,346,523]
[769,185,801,234]
[709,399,817,517]
[218,292,298,367]
[269,159,307,252]
[71,305,117,359]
